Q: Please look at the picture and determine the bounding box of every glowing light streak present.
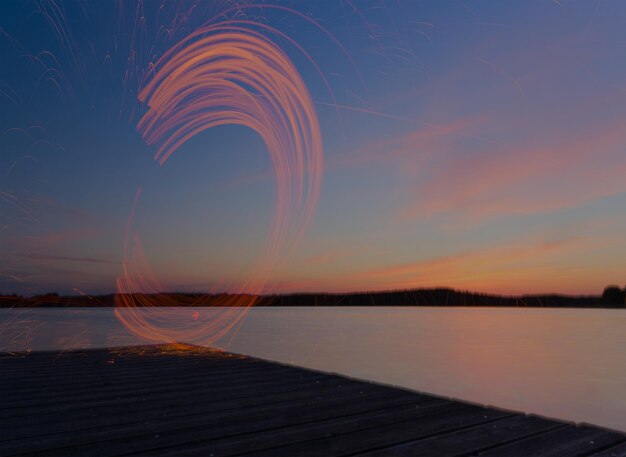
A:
[115,22,323,345]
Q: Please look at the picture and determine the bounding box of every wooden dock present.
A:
[1,344,624,456]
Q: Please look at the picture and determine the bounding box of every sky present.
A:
[1,0,625,297]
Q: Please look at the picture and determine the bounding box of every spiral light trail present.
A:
[115,22,323,345]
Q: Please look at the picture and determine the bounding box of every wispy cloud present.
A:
[401,119,626,220]
[22,254,119,264]
[328,116,484,170]
[23,227,106,248]
[362,236,586,279]
[347,234,615,294]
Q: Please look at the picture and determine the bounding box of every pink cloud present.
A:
[402,119,626,220]
[327,116,483,171]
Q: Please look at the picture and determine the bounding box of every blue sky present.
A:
[1,1,625,296]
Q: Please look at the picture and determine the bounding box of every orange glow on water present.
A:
[115,21,323,345]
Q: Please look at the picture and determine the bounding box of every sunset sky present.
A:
[1,1,625,296]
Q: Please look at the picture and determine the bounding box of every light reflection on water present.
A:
[1,306,624,432]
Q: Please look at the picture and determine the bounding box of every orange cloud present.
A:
[331,234,617,295]
[220,199,625,297]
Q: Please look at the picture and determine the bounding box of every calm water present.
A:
[1,306,625,432]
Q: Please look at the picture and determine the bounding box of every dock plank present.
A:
[1,345,623,457]
[2,380,378,441]
[3,394,427,456]
[473,425,626,457]
[355,415,566,456]
[229,407,513,457]
[588,442,626,457]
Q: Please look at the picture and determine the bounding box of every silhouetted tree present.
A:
[33,292,60,298]
[601,285,625,306]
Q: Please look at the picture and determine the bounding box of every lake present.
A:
[1,306,624,432]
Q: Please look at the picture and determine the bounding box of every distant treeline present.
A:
[1,285,624,308]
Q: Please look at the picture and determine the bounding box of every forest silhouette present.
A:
[2,285,624,308]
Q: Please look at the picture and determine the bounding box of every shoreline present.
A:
[2,287,624,310]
